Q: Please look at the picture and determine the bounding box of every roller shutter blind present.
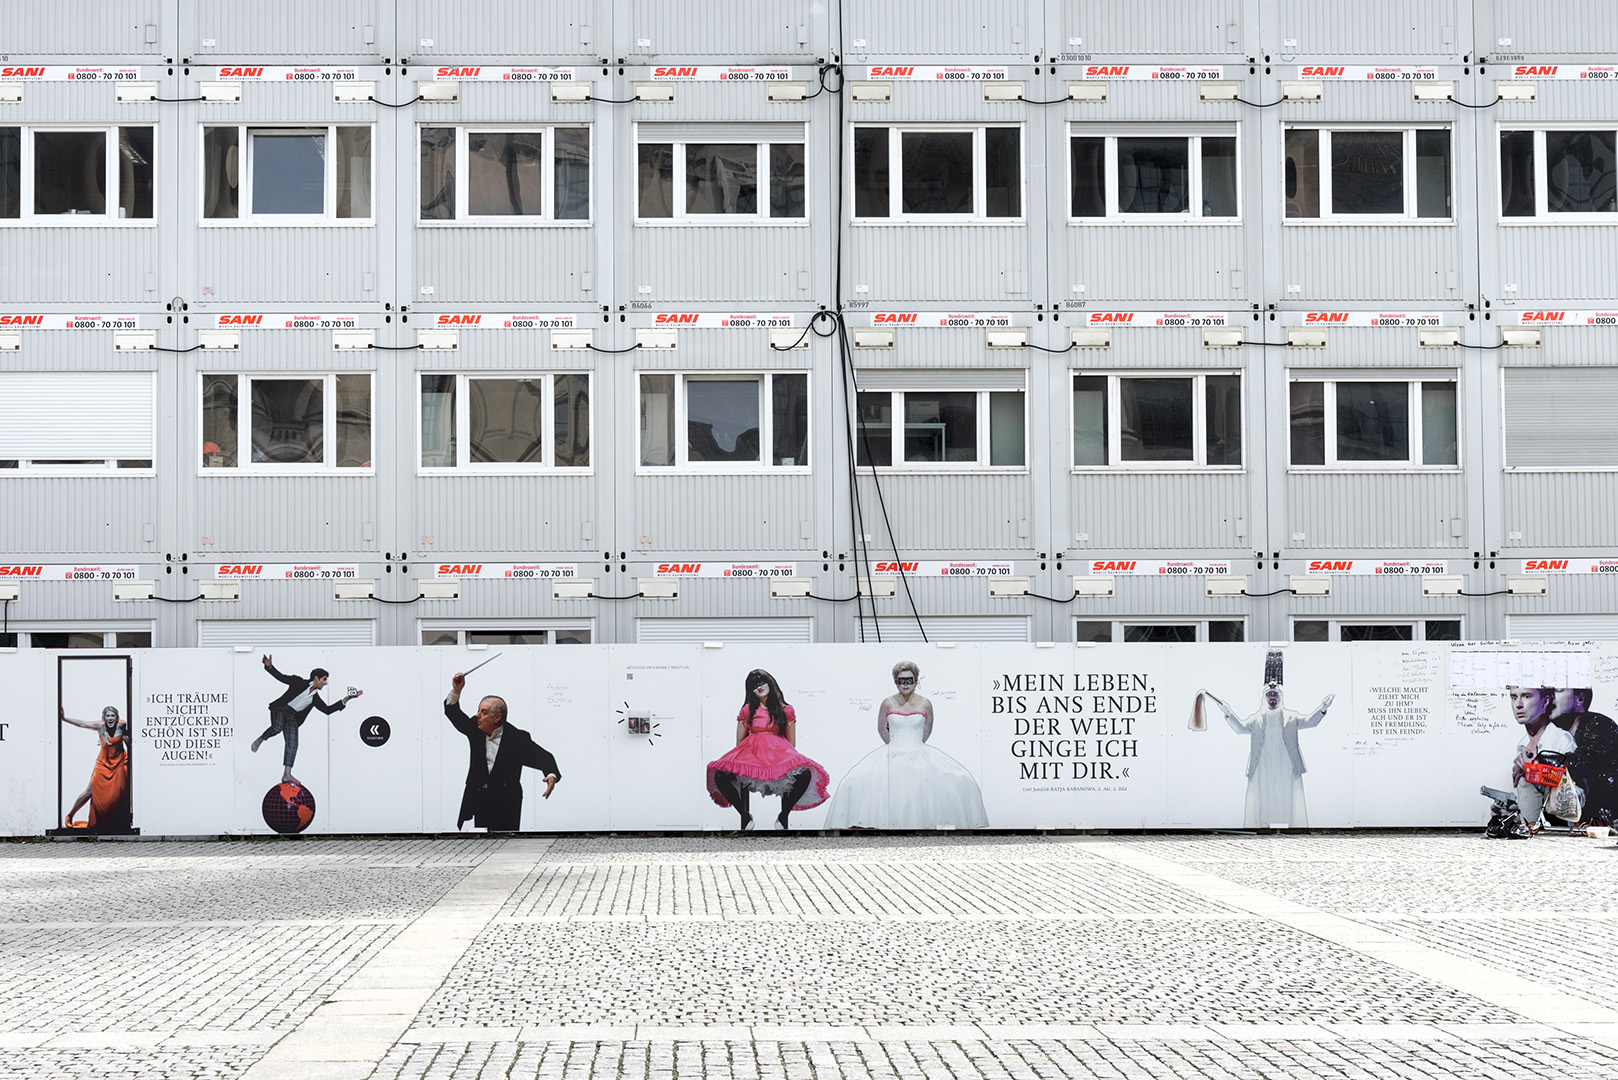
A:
[874,616,1031,642]
[198,620,377,647]
[855,369,1027,391]
[1507,614,1618,641]
[636,617,814,643]
[0,372,155,458]
[637,122,805,143]
[1504,368,1618,467]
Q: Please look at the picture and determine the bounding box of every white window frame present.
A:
[1070,371,1244,472]
[1076,618,1247,644]
[633,126,808,226]
[1291,618,1463,643]
[1067,123,1241,223]
[1283,125,1453,224]
[1496,124,1618,223]
[417,371,593,475]
[0,124,156,227]
[200,371,375,475]
[856,386,1027,474]
[418,621,594,646]
[199,124,374,226]
[0,371,157,477]
[637,371,811,474]
[1287,375,1460,472]
[417,124,592,226]
[0,624,154,649]
[850,123,1026,224]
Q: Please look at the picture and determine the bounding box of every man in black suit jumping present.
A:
[252,654,359,785]
[445,670,561,831]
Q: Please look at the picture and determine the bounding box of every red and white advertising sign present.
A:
[1078,311,1230,327]
[428,313,579,329]
[0,315,149,330]
[214,564,360,580]
[864,313,1014,328]
[1501,310,1618,326]
[1507,65,1618,81]
[648,313,798,328]
[871,561,1017,577]
[862,66,1010,81]
[649,66,796,82]
[0,66,143,81]
[210,66,360,82]
[652,563,798,579]
[1084,560,1231,576]
[1298,312,1446,327]
[1520,559,1618,575]
[1305,560,1449,576]
[1074,65,1225,81]
[1294,66,1439,81]
[427,66,575,82]
[433,563,580,579]
[0,565,140,581]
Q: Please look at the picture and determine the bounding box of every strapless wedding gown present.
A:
[823,712,988,829]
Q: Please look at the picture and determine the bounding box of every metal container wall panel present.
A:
[407,0,603,61]
[1491,330,1618,365]
[631,475,817,553]
[1090,86,1249,121]
[1504,578,1618,616]
[1500,473,1618,549]
[626,326,819,367]
[621,81,820,120]
[1291,573,1463,613]
[4,581,148,624]
[414,574,611,617]
[852,474,1033,552]
[0,479,158,557]
[1285,473,1466,549]
[619,576,812,619]
[415,477,601,554]
[1100,575,1262,615]
[192,228,384,304]
[1063,325,1246,368]
[196,476,381,554]
[1069,473,1251,549]
[0,230,167,306]
[192,0,386,63]
[1482,0,1618,57]
[1053,0,1249,59]
[1280,327,1476,366]
[415,229,597,305]
[185,579,389,619]
[6,1,164,58]
[844,226,1035,304]
[626,0,817,61]
[1279,227,1466,303]
[843,0,1036,59]
[855,328,1036,368]
[1276,0,1465,59]
[627,227,815,303]
[1493,228,1618,303]
[1052,226,1252,303]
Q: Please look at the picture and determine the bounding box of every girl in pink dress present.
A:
[706,669,830,830]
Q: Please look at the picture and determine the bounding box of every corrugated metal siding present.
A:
[409,0,601,60]
[628,227,815,304]
[0,231,165,306]
[1053,226,1250,303]
[1070,473,1250,549]
[417,477,601,554]
[845,226,1035,304]
[852,474,1033,551]
[1501,473,1618,548]
[1507,614,1618,640]
[636,617,813,643]
[192,229,384,304]
[193,0,386,62]
[1280,227,1464,303]
[1286,473,1466,548]
[1278,0,1462,58]
[1495,228,1618,303]
[1485,0,1618,56]
[1057,0,1246,58]
[874,615,1031,642]
[627,0,816,61]
[0,480,159,556]
[8,0,164,56]
[415,229,596,305]
[844,0,1035,58]
[632,475,817,552]
[197,477,382,554]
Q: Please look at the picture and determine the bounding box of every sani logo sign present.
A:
[434,563,578,579]
[0,315,44,326]
[1306,560,1447,576]
[0,566,44,576]
[1521,559,1618,575]
[652,563,798,578]
[214,565,357,580]
[872,562,1015,577]
[1511,65,1616,80]
[649,313,794,328]
[863,66,1008,81]
[866,313,1012,328]
[0,67,141,81]
[433,66,574,82]
[1078,65,1223,80]
[1503,310,1618,326]
[1085,311,1229,327]
[1086,560,1230,576]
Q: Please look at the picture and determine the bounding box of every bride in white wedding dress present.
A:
[823,660,989,829]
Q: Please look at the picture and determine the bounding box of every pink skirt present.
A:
[707,731,831,810]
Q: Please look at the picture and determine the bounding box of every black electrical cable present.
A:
[3,596,10,638]
[587,93,640,104]
[1459,341,1509,350]
[807,591,861,603]
[373,595,428,605]
[150,344,205,353]
[152,95,207,103]
[1022,341,1075,354]
[1451,96,1502,109]
[802,63,844,100]
[152,594,204,603]
[768,324,815,351]
[369,94,423,108]
[1241,587,1295,598]
[1236,97,1286,108]
[587,342,643,354]
[1018,93,1077,105]
[369,343,424,351]
[1026,590,1081,604]
[835,315,879,642]
[1459,588,1513,597]
[1243,340,1295,348]
[589,590,645,600]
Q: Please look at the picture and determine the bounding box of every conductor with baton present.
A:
[444,654,561,830]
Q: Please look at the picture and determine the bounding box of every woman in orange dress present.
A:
[62,706,131,831]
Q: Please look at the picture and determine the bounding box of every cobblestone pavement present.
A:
[2,831,1616,1079]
